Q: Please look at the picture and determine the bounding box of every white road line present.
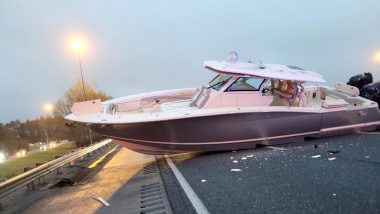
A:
[164,155,210,214]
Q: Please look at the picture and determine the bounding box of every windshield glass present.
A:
[207,74,232,91]
[227,77,264,91]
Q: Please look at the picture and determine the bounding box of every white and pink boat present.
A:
[65,54,380,154]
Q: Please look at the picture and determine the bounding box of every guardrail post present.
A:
[35,163,46,185]
[30,181,35,191]
[24,167,36,190]
[27,181,35,190]
[69,151,76,166]
[55,156,63,174]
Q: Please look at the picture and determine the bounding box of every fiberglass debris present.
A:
[327,150,341,154]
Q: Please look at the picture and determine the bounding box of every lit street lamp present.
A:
[44,103,54,112]
[375,51,380,62]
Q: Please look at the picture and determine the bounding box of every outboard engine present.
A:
[347,72,373,93]
[360,82,380,106]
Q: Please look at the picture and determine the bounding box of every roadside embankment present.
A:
[0,142,78,180]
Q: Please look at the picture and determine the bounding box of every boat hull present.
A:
[90,107,380,154]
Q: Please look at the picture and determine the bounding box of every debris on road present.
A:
[233,160,238,163]
[311,155,321,159]
[327,150,341,154]
[333,193,337,196]
[266,146,290,151]
[92,197,110,207]
[328,157,336,161]
[241,157,247,160]
[230,169,242,172]
[201,179,207,183]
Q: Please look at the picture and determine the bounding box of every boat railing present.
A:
[196,88,210,108]
[189,86,205,107]
[189,86,210,108]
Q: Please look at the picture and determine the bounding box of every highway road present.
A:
[165,133,380,213]
[21,146,169,214]
[1,133,379,214]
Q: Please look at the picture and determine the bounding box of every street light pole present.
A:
[44,129,49,145]
[78,56,87,101]
[43,103,53,146]
[78,57,93,146]
[70,38,93,146]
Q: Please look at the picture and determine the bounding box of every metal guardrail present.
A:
[0,139,111,201]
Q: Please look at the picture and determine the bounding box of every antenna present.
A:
[259,60,266,69]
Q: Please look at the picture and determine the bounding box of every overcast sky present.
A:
[0,0,380,123]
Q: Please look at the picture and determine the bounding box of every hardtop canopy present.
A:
[204,60,326,83]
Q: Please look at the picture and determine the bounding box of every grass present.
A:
[0,142,78,180]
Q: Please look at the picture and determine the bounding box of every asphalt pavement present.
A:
[4,133,380,214]
[20,146,171,214]
[165,133,380,214]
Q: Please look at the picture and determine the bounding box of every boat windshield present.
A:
[207,74,232,91]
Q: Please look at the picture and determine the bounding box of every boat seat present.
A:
[322,96,349,108]
[270,89,297,106]
[334,82,360,97]
[321,87,367,107]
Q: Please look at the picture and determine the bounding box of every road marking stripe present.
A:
[164,155,210,214]
[88,146,118,169]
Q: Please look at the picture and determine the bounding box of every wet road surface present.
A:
[165,133,380,213]
[4,133,380,214]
